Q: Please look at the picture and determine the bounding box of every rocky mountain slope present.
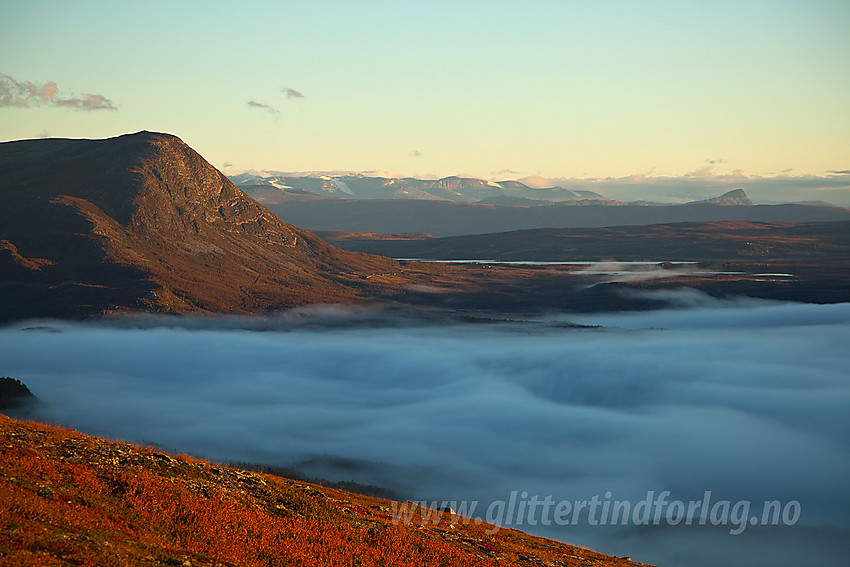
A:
[0,414,650,567]
[0,132,424,322]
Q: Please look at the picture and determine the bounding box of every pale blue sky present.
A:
[1,0,848,183]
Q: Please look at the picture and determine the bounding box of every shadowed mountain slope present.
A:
[0,132,407,322]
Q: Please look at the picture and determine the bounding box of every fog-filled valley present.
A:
[3,293,849,567]
[4,2,849,565]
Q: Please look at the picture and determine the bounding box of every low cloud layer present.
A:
[2,296,848,566]
[0,74,116,111]
[575,262,711,284]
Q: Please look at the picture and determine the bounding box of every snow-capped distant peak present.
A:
[487,181,503,188]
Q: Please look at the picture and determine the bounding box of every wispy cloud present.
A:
[54,93,116,111]
[410,150,422,158]
[491,169,520,177]
[0,74,116,111]
[247,100,279,114]
[282,87,304,98]
[248,87,304,116]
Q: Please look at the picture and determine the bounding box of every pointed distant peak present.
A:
[698,188,753,206]
[721,188,749,199]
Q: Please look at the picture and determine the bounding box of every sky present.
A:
[1,1,849,193]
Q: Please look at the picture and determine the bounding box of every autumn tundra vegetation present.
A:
[0,414,647,566]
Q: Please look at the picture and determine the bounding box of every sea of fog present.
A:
[2,292,849,567]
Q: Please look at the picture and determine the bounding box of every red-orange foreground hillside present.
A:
[0,415,650,567]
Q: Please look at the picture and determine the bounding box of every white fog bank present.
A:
[2,297,849,567]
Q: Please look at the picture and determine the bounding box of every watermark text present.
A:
[391,491,801,536]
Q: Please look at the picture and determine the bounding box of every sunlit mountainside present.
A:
[0,132,450,322]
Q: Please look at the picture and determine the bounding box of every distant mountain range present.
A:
[227,172,771,207]
[228,173,850,237]
[229,172,611,204]
[244,189,849,238]
[0,132,419,322]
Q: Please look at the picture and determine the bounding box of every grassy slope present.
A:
[0,415,649,567]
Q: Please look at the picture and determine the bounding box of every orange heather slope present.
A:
[0,415,651,567]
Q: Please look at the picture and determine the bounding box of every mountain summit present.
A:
[0,132,407,321]
[696,188,753,206]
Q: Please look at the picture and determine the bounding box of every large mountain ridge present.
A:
[0,131,417,321]
[232,171,850,237]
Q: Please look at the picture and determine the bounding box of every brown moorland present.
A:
[319,220,850,308]
[317,220,850,262]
